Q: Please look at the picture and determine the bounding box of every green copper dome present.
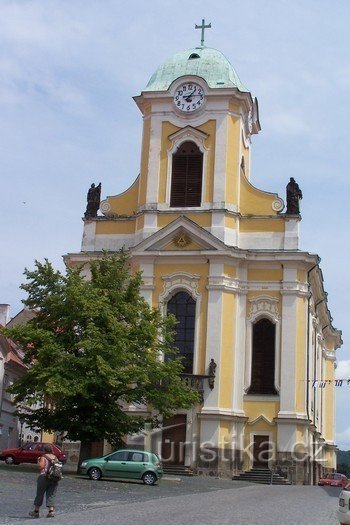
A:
[144,47,248,93]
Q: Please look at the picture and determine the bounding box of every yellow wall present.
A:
[243,401,279,421]
[136,214,144,230]
[240,219,285,232]
[225,215,237,230]
[297,269,307,283]
[239,172,279,215]
[325,448,336,469]
[247,269,283,281]
[102,177,139,216]
[224,265,237,278]
[157,213,212,228]
[96,220,136,235]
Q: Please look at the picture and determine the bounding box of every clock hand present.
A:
[184,88,197,102]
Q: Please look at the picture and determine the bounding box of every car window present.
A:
[23,443,36,451]
[128,452,147,462]
[36,445,45,451]
[334,474,342,480]
[107,451,129,461]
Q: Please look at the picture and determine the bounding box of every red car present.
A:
[0,442,67,465]
[318,473,349,488]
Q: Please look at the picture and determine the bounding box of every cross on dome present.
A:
[195,18,211,47]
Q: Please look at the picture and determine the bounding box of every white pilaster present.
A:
[279,267,298,417]
[203,262,224,410]
[210,211,225,241]
[232,267,247,415]
[145,116,162,205]
[81,221,96,251]
[213,115,227,204]
[139,261,155,305]
[284,218,300,250]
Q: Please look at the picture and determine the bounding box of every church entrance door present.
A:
[253,435,270,468]
[161,415,187,465]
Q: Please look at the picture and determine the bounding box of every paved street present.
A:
[0,463,341,524]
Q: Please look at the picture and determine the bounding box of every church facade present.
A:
[65,44,342,484]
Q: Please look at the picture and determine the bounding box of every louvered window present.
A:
[247,318,277,395]
[170,141,203,207]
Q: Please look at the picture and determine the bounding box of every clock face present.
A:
[173,83,205,112]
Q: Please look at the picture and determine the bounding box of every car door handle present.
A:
[121,462,127,465]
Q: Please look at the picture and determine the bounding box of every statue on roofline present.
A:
[286,177,302,215]
[85,182,101,218]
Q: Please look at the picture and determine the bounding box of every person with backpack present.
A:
[29,444,63,519]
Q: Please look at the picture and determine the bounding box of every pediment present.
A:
[247,414,274,427]
[132,216,228,254]
[168,125,209,143]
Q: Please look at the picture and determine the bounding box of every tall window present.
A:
[167,291,196,373]
[248,318,277,395]
[170,141,203,207]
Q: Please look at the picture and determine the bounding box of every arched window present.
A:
[248,318,277,395]
[170,141,203,207]
[167,291,196,373]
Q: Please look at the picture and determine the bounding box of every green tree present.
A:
[1,251,199,459]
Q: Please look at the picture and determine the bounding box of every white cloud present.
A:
[336,361,350,380]
[336,427,350,451]
[264,110,311,137]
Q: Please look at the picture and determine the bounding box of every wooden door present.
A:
[253,435,270,467]
[161,415,187,465]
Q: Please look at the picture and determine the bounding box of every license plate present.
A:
[340,498,345,507]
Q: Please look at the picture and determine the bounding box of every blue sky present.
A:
[1,0,349,447]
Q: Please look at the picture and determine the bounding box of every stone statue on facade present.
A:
[208,358,217,390]
[286,177,302,214]
[85,183,101,218]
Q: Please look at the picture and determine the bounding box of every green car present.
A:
[80,449,163,485]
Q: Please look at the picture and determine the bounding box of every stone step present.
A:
[162,465,194,477]
[233,469,291,485]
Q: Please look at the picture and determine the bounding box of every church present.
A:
[65,25,342,484]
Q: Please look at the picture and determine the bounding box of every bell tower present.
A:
[95,38,290,251]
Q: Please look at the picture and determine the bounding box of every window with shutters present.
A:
[247,318,277,395]
[166,291,195,373]
[170,141,203,207]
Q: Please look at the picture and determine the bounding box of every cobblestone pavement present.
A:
[0,463,341,524]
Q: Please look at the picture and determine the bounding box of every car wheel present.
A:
[88,467,102,480]
[142,472,157,485]
[4,456,15,465]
